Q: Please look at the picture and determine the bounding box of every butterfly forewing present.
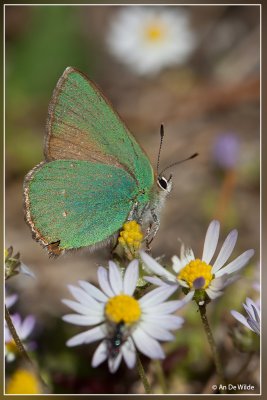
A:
[45,67,154,190]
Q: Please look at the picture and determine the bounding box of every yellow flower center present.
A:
[118,221,143,250]
[6,339,18,354]
[105,294,141,324]
[144,22,166,42]
[6,369,40,394]
[178,259,213,289]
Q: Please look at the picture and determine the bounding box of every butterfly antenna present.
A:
[159,153,198,176]
[157,124,165,175]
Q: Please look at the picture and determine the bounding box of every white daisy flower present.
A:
[141,220,254,305]
[5,314,36,362]
[107,7,196,75]
[62,260,184,373]
[231,298,260,335]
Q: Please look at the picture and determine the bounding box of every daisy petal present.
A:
[139,321,174,341]
[140,251,176,282]
[20,315,35,338]
[231,310,251,330]
[108,352,123,373]
[66,329,97,347]
[62,314,104,326]
[85,325,106,344]
[139,285,178,307]
[62,299,102,316]
[132,327,165,359]
[143,300,184,314]
[108,261,123,294]
[121,338,136,369]
[202,220,220,264]
[144,315,184,330]
[78,280,108,303]
[67,285,100,308]
[212,229,238,273]
[123,260,139,295]
[98,267,114,298]
[144,276,170,287]
[216,249,254,277]
[92,340,108,367]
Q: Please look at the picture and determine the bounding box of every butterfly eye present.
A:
[157,176,168,191]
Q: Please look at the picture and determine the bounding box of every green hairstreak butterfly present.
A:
[23,67,193,256]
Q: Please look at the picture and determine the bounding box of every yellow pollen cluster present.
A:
[178,259,213,289]
[105,294,141,324]
[6,369,41,394]
[145,22,166,42]
[118,221,143,250]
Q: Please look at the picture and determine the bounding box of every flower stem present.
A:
[198,304,226,390]
[5,305,32,364]
[136,353,152,394]
[5,305,49,391]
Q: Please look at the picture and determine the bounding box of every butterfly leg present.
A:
[145,209,160,249]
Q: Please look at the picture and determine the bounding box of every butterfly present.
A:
[23,67,183,257]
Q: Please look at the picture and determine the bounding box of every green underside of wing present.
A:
[27,160,140,250]
[49,69,154,190]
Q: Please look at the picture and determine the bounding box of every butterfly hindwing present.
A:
[24,160,137,254]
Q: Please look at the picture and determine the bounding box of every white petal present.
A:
[139,285,178,307]
[139,321,174,341]
[67,285,101,309]
[78,280,108,303]
[62,299,102,316]
[171,255,183,273]
[66,328,100,347]
[143,300,184,314]
[123,260,139,295]
[85,325,106,344]
[121,337,136,369]
[108,261,123,294]
[108,352,123,373]
[202,220,220,264]
[182,291,195,304]
[132,328,165,359]
[231,310,251,330]
[140,251,176,282]
[212,230,238,273]
[144,315,184,330]
[20,316,35,339]
[216,249,254,277]
[205,288,223,300]
[62,314,104,326]
[144,276,169,287]
[98,267,114,298]
[5,294,18,309]
[91,340,108,367]
[180,244,195,264]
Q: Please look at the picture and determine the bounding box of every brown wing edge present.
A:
[44,66,154,175]
[23,161,120,257]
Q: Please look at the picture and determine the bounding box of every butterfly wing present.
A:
[24,160,137,255]
[45,67,154,191]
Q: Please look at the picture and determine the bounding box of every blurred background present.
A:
[5,4,260,395]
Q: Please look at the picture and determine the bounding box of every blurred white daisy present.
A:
[62,260,184,373]
[107,7,196,75]
[231,298,260,335]
[5,314,36,362]
[141,220,254,305]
